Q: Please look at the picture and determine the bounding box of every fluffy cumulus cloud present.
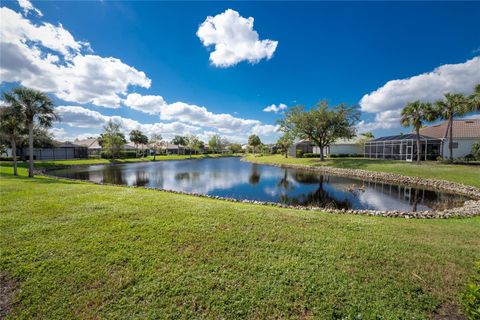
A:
[359,57,480,130]
[123,93,167,114]
[17,0,42,17]
[263,103,287,113]
[56,105,276,143]
[197,9,278,67]
[0,6,151,108]
[1,3,280,143]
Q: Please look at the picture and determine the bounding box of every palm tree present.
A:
[401,101,434,164]
[0,103,25,176]
[3,87,57,177]
[434,93,470,162]
[470,84,480,111]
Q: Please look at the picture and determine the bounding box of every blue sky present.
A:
[1,1,479,143]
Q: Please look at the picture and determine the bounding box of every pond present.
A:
[47,157,470,211]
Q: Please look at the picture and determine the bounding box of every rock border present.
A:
[38,159,480,219]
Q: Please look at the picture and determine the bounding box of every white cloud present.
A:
[263,103,287,113]
[358,57,480,130]
[0,7,151,108]
[17,0,42,17]
[360,57,480,113]
[196,9,278,67]
[123,93,166,114]
[56,105,279,143]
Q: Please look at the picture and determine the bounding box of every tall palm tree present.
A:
[434,93,470,162]
[0,103,25,176]
[401,101,434,164]
[3,87,57,177]
[470,84,480,111]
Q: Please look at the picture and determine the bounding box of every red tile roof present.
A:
[419,119,480,139]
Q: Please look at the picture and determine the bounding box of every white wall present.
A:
[441,138,478,158]
[329,144,363,155]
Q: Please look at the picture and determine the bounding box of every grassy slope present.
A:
[0,153,238,169]
[244,155,480,188]
[1,164,480,319]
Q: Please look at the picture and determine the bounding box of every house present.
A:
[19,142,88,160]
[74,138,102,155]
[329,137,364,156]
[419,119,480,158]
[287,137,363,158]
[288,140,324,157]
[364,134,442,161]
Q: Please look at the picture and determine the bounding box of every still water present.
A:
[48,157,470,211]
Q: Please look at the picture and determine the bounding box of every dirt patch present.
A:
[0,272,17,320]
[431,301,466,320]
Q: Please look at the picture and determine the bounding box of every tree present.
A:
[171,135,187,154]
[472,140,480,160]
[129,130,148,157]
[434,93,470,161]
[470,84,480,111]
[150,134,162,161]
[98,120,126,162]
[276,133,294,158]
[278,101,360,161]
[228,143,242,154]
[3,87,57,177]
[0,104,24,176]
[186,135,202,158]
[208,134,228,153]
[401,101,434,164]
[248,134,261,154]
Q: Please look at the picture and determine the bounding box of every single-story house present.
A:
[288,140,325,157]
[74,138,102,155]
[329,137,364,156]
[19,142,88,160]
[364,134,442,161]
[419,119,480,159]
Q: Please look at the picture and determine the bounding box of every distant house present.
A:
[329,137,364,156]
[419,119,480,158]
[74,138,102,155]
[288,140,325,157]
[19,142,88,160]
[287,137,363,158]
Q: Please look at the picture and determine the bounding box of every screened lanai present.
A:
[364,134,442,161]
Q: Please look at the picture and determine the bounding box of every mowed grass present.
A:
[245,154,480,188]
[1,164,480,319]
[0,153,238,169]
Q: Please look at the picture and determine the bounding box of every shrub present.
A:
[330,153,363,158]
[473,140,480,160]
[296,150,304,158]
[303,153,320,158]
[462,261,480,319]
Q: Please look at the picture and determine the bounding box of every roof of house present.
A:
[56,142,85,148]
[74,138,101,149]
[370,134,440,142]
[419,119,480,139]
[333,136,365,145]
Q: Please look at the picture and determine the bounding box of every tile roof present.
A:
[419,119,480,139]
[74,138,101,149]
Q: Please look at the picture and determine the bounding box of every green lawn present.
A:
[0,153,238,169]
[1,162,480,319]
[245,154,480,188]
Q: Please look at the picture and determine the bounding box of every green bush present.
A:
[296,150,303,158]
[100,150,137,159]
[462,261,480,319]
[303,153,320,158]
[472,140,480,160]
[330,153,363,158]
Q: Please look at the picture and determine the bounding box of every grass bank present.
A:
[0,153,238,170]
[1,164,479,318]
[244,155,480,188]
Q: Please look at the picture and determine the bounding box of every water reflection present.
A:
[48,157,470,211]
